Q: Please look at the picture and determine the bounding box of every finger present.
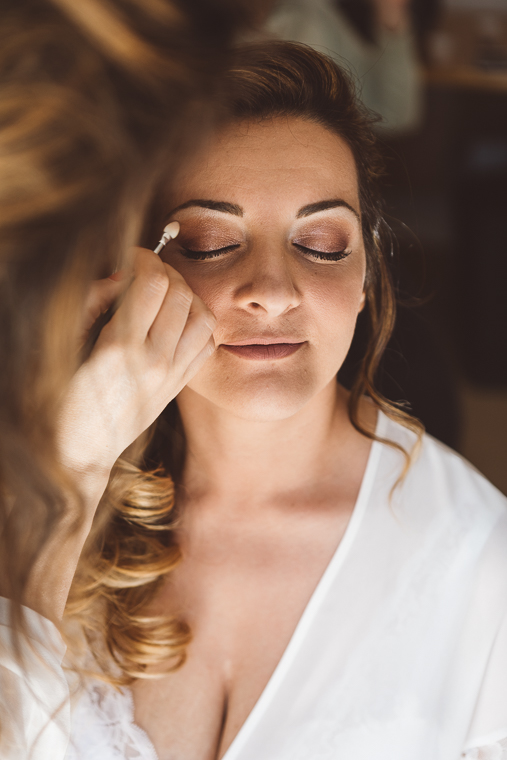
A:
[178,334,216,389]
[170,292,216,371]
[147,264,201,358]
[109,248,171,344]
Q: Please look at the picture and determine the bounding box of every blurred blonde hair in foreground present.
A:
[0,0,249,716]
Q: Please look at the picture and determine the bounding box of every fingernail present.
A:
[108,270,125,281]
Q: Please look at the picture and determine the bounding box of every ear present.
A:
[358,290,366,313]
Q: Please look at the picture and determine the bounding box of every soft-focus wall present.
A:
[381,0,507,493]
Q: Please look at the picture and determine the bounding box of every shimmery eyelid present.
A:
[293,233,350,250]
[179,243,240,260]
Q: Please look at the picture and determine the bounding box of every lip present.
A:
[222,337,304,346]
[221,341,305,360]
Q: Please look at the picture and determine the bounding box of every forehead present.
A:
[172,117,360,216]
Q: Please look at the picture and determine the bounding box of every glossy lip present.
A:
[220,341,306,361]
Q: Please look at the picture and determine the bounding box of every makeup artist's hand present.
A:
[57,247,216,498]
[22,247,215,625]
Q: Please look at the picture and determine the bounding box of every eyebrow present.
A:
[169,197,360,221]
[170,199,243,216]
[296,199,360,221]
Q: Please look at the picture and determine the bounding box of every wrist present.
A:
[62,462,112,516]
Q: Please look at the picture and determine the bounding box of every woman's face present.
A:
[162,117,366,421]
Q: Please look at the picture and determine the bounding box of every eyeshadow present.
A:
[174,219,243,251]
[293,227,351,253]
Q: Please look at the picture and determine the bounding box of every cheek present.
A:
[175,268,232,318]
[166,262,221,309]
[310,264,365,327]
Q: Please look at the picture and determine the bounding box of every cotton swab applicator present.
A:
[153,221,180,254]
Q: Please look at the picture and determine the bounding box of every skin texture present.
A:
[131,118,376,760]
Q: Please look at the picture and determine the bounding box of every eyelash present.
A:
[179,243,352,262]
[292,243,352,262]
[180,244,240,260]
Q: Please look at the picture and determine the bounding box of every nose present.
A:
[234,244,301,317]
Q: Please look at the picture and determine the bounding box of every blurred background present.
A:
[381,0,507,495]
[259,0,507,493]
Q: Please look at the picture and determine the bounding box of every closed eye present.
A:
[293,243,352,262]
[180,244,241,261]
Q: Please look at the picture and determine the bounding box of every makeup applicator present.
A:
[153,221,180,254]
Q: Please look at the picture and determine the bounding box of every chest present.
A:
[131,506,353,760]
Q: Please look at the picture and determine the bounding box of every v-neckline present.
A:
[219,409,386,760]
[127,411,386,760]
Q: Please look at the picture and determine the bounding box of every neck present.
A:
[175,382,372,511]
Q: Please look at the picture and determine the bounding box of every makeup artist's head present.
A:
[160,42,394,424]
[0,0,251,671]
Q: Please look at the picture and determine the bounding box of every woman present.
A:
[3,42,507,760]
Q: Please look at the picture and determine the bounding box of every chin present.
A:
[187,372,320,422]
[223,394,312,423]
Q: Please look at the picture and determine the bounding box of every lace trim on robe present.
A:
[463,739,507,759]
[66,680,507,760]
[65,683,158,760]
